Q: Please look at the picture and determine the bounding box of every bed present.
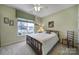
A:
[26,30,59,55]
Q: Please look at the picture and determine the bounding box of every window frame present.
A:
[17,19,35,36]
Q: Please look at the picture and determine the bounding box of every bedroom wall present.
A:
[77,5,79,53]
[42,5,78,43]
[0,5,26,46]
[0,8,1,47]
[0,5,37,46]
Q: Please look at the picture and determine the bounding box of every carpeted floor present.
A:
[49,44,77,55]
[0,41,77,55]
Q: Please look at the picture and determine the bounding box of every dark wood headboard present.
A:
[46,30,60,41]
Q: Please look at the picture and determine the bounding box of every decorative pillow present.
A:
[46,31,51,34]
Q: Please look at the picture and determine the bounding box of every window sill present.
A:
[17,34,26,37]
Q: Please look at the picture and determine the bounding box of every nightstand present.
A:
[62,39,67,45]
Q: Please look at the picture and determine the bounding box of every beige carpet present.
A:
[0,41,36,55]
[0,41,77,55]
[49,44,77,55]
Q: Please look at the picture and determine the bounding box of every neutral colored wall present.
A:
[0,8,1,47]
[42,5,78,42]
[0,5,25,46]
[78,5,79,43]
[77,5,79,53]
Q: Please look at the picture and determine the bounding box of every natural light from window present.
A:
[17,18,34,36]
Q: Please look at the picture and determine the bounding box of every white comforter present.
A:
[28,32,59,55]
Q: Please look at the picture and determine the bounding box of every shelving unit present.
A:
[67,31,74,48]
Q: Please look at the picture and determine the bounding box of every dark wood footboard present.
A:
[26,30,59,55]
[26,35,42,55]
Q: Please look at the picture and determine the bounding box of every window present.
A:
[17,20,34,35]
[27,22,35,34]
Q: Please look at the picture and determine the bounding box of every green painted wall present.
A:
[0,5,36,46]
[42,5,78,44]
[77,5,79,53]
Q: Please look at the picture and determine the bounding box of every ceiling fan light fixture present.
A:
[38,7,41,11]
[34,4,41,12]
[34,6,38,11]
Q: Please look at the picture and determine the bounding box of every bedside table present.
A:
[62,39,67,45]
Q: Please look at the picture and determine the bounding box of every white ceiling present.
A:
[5,4,75,17]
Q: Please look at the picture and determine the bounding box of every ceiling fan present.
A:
[33,4,43,12]
[29,4,45,27]
[29,4,47,12]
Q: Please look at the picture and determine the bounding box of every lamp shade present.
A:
[37,26,44,33]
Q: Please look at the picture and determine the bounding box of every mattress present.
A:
[28,32,57,42]
[27,32,59,54]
